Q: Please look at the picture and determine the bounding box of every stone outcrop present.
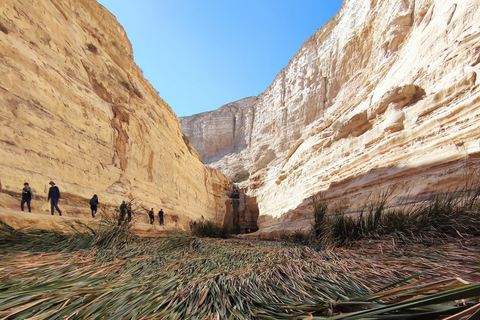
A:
[179,97,257,164]
[181,0,480,237]
[0,0,231,229]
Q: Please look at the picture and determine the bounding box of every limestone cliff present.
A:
[0,0,230,227]
[179,97,257,164]
[181,0,480,237]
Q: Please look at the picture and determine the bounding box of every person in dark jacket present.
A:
[148,208,154,224]
[90,194,99,218]
[158,209,164,225]
[47,181,62,216]
[21,182,33,212]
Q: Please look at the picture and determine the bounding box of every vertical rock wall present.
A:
[0,0,230,226]
[181,0,480,236]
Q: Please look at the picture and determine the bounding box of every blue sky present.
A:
[97,0,343,117]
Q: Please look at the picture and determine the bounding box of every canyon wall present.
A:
[181,0,480,237]
[0,0,230,227]
[180,96,257,164]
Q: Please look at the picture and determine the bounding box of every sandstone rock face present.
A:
[0,0,230,228]
[179,97,257,164]
[181,0,480,237]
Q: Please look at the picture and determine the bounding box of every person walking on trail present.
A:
[90,194,99,218]
[148,208,155,224]
[119,201,127,225]
[126,203,133,222]
[47,181,62,216]
[21,182,33,212]
[158,209,164,225]
[189,220,194,231]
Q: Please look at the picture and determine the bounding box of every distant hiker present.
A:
[149,208,155,224]
[201,215,204,221]
[21,182,33,212]
[119,201,127,225]
[158,209,164,225]
[189,220,194,230]
[126,203,133,222]
[90,194,99,218]
[47,181,62,216]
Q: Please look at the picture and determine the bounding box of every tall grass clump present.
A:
[192,219,232,238]
[311,184,480,247]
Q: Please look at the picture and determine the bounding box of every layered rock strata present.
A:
[181,0,480,237]
[180,96,257,164]
[0,0,230,228]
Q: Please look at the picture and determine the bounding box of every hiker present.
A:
[158,209,164,225]
[149,208,155,224]
[119,201,127,225]
[21,182,33,212]
[90,194,99,218]
[47,181,62,216]
[189,220,194,230]
[126,203,132,222]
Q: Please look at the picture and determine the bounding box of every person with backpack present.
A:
[21,182,33,212]
[90,194,99,218]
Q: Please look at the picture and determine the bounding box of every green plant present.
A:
[311,183,480,247]
[192,220,232,238]
[234,170,250,183]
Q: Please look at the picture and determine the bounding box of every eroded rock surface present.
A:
[180,97,257,164]
[181,0,480,237]
[0,0,230,229]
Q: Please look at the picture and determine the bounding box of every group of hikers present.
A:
[21,181,62,216]
[118,201,165,226]
[147,207,164,225]
[19,181,166,226]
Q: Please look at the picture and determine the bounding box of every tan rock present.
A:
[181,0,480,238]
[0,0,231,230]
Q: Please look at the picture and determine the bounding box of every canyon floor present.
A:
[1,189,480,319]
[0,219,479,319]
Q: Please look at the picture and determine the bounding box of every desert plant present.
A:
[311,184,480,247]
[0,216,479,319]
[234,170,250,183]
[192,219,232,238]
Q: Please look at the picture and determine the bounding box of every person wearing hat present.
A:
[47,181,62,216]
[21,182,33,212]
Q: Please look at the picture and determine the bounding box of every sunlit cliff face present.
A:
[0,0,230,226]
[181,0,480,236]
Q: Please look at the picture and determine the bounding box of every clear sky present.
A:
[96,0,343,117]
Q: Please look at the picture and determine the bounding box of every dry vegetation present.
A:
[0,185,479,319]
